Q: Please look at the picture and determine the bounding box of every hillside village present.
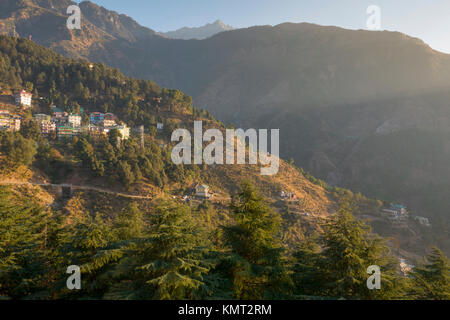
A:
[1,89,131,140]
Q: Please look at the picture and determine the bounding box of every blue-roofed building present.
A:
[381,203,408,223]
[90,112,105,124]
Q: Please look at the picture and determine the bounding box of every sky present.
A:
[86,0,450,53]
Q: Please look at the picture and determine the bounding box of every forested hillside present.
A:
[1,182,449,300]
[0,36,448,300]
[2,0,450,223]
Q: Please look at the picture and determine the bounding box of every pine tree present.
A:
[0,186,49,299]
[408,247,450,300]
[0,133,37,169]
[102,200,211,300]
[294,204,405,299]
[113,203,145,241]
[54,213,118,298]
[137,200,211,299]
[292,233,324,298]
[117,161,134,189]
[223,181,292,299]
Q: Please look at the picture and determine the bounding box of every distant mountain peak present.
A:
[160,20,233,40]
[212,19,229,27]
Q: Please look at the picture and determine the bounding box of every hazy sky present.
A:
[87,0,450,53]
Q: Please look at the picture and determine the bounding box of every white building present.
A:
[381,204,408,222]
[115,125,130,140]
[414,216,431,227]
[102,119,116,128]
[0,115,21,132]
[40,121,56,135]
[195,184,211,198]
[101,124,130,140]
[14,90,32,107]
[67,114,82,128]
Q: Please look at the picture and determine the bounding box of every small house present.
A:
[414,216,431,227]
[195,184,211,199]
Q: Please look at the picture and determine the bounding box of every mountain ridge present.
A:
[159,19,234,40]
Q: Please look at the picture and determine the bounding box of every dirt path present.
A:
[0,180,153,200]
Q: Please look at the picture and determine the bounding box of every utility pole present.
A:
[139,125,145,149]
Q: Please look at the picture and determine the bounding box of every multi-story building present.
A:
[33,113,51,123]
[381,204,408,223]
[10,118,21,131]
[102,113,116,127]
[34,114,55,135]
[14,90,32,107]
[67,114,82,128]
[101,119,116,127]
[56,124,75,139]
[90,112,105,124]
[0,115,11,130]
[41,121,56,135]
[87,124,108,139]
[0,114,21,132]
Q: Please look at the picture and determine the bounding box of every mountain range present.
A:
[1,0,450,221]
[158,20,233,40]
